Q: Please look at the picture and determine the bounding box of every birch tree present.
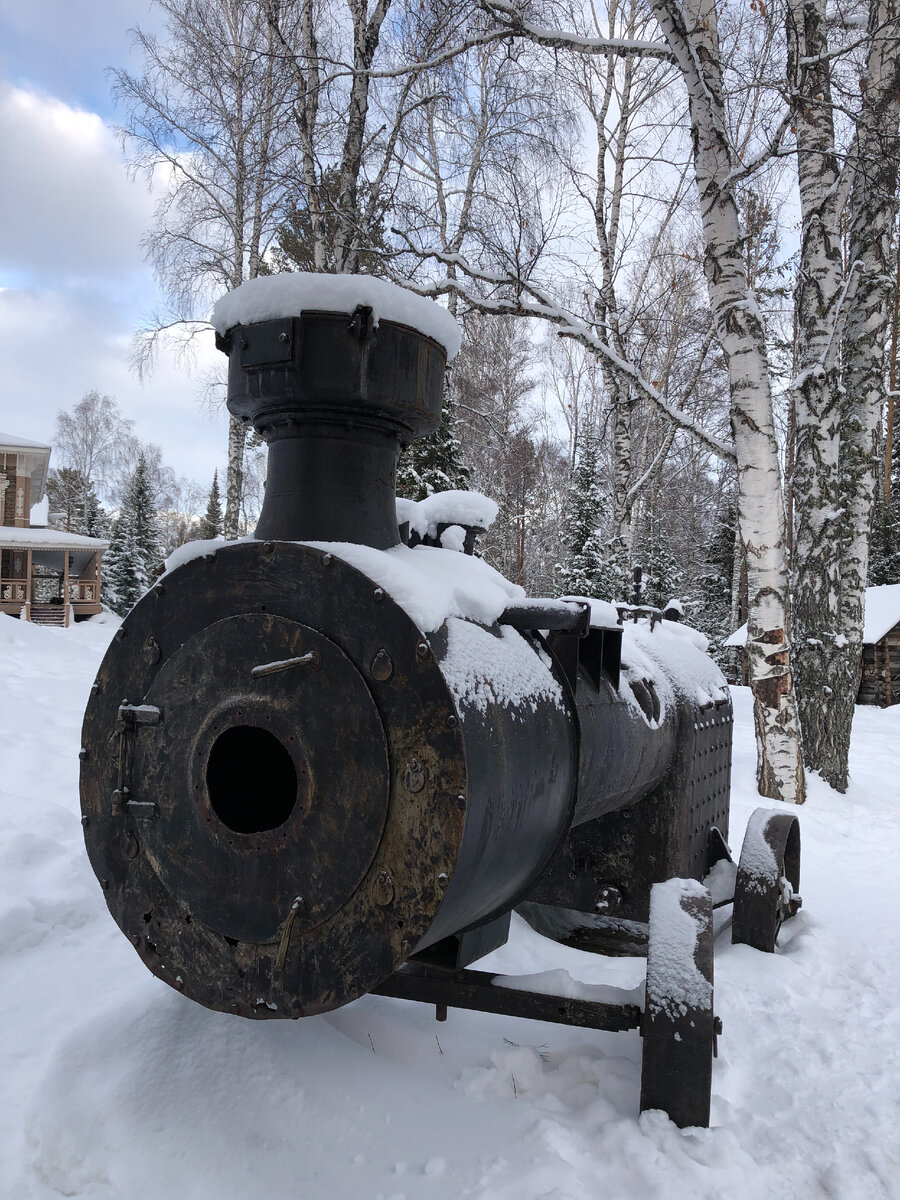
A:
[410,0,803,799]
[114,0,297,538]
[835,0,900,774]
[781,0,900,790]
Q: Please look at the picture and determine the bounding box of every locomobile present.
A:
[80,275,801,1128]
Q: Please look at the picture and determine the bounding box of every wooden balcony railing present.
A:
[0,577,27,602]
[68,582,99,603]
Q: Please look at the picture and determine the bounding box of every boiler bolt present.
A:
[447,715,457,727]
[373,588,384,602]
[416,641,429,659]
[370,649,393,682]
[322,554,333,567]
[437,873,448,889]
[373,870,395,906]
[402,759,425,793]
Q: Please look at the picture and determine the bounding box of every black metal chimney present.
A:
[217,304,446,549]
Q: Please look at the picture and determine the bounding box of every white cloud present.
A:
[0,78,230,490]
[0,82,155,283]
[0,284,228,486]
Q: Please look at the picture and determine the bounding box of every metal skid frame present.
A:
[375,881,717,1130]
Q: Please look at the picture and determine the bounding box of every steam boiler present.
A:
[79,275,801,1129]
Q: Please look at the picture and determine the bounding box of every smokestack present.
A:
[216,291,448,549]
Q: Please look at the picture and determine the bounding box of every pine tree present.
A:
[198,470,224,540]
[102,455,164,616]
[686,502,736,668]
[396,380,470,501]
[46,467,109,537]
[557,436,630,600]
[636,506,683,609]
[868,493,900,584]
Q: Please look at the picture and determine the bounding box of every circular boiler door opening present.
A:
[207,725,298,834]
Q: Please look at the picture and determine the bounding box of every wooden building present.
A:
[0,432,107,627]
[724,584,900,708]
[856,584,900,707]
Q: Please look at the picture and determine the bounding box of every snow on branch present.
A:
[396,243,735,462]
[480,0,675,61]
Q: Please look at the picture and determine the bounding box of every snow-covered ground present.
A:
[0,613,897,1200]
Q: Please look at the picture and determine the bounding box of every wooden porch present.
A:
[0,546,104,626]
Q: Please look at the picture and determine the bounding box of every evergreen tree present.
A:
[46,468,109,537]
[396,381,470,501]
[868,493,900,584]
[556,436,630,600]
[686,502,736,668]
[636,506,683,609]
[198,470,224,540]
[102,455,164,616]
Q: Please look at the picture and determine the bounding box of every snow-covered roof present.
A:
[860,584,900,643]
[0,526,107,551]
[0,432,51,452]
[724,583,900,648]
[211,273,462,360]
[0,432,52,501]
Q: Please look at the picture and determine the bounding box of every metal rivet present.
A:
[402,758,425,793]
[371,649,393,682]
[115,628,127,642]
[322,553,333,566]
[374,870,395,906]
[373,588,384,602]
[79,747,89,761]
[101,878,109,890]
[174,975,185,990]
[447,715,457,727]
[437,872,448,888]
[142,635,161,666]
[279,331,289,342]
[131,933,141,946]
[81,814,89,827]
[455,793,466,811]
[400,938,412,955]
[416,641,429,659]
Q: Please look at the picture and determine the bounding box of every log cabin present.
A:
[724,584,900,708]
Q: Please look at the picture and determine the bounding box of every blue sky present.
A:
[0,0,227,491]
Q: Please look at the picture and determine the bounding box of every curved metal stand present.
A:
[731,808,801,952]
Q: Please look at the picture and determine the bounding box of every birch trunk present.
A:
[785,0,849,788]
[839,0,900,730]
[652,0,805,802]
